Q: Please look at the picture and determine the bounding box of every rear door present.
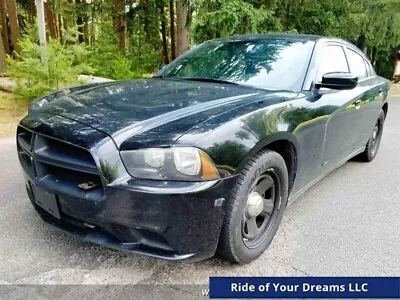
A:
[344,47,388,145]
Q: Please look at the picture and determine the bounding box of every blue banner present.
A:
[209,277,400,298]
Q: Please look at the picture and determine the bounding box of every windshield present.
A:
[157,38,315,91]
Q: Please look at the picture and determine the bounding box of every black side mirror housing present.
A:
[315,72,358,90]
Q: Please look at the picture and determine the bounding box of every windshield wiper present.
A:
[178,77,239,85]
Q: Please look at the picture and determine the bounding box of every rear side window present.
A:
[317,45,349,81]
[345,48,368,80]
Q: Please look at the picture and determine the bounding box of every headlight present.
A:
[120,147,220,181]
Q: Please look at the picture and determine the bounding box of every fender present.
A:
[236,132,300,173]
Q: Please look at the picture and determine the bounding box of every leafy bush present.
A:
[88,24,135,80]
[129,41,162,77]
[89,23,158,79]
[375,49,395,79]
[6,24,156,101]
[7,30,93,100]
[90,44,135,80]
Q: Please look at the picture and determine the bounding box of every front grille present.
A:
[17,126,104,201]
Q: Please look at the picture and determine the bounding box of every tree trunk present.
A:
[58,15,63,42]
[160,3,169,65]
[371,47,378,66]
[0,31,6,74]
[44,1,58,39]
[83,0,89,44]
[28,0,37,23]
[90,5,95,46]
[0,0,10,55]
[4,0,21,54]
[391,52,398,80]
[63,0,74,34]
[142,0,150,39]
[357,34,367,54]
[63,16,68,32]
[113,0,126,49]
[176,1,190,56]
[169,0,176,60]
[83,21,89,44]
[75,0,84,43]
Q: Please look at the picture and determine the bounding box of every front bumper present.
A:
[25,176,234,261]
[17,115,236,262]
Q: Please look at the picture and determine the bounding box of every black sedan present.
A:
[16,34,389,263]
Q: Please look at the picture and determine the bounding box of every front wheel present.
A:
[217,150,288,264]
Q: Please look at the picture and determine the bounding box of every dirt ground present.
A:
[391,82,400,94]
[0,91,27,137]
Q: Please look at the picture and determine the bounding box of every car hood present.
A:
[30,78,296,148]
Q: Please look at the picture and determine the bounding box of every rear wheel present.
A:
[217,150,288,264]
[359,109,385,162]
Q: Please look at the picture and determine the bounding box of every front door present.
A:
[314,44,365,174]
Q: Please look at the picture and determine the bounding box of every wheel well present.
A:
[264,140,297,194]
[382,103,388,119]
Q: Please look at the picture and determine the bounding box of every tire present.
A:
[359,109,385,162]
[217,150,289,264]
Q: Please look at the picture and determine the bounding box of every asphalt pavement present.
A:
[0,96,399,298]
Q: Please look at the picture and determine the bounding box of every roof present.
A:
[209,33,323,43]
[207,33,366,58]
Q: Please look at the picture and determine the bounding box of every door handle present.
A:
[354,99,361,109]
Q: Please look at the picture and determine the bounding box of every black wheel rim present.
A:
[371,119,383,156]
[242,169,281,249]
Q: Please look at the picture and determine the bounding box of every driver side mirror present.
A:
[315,72,358,90]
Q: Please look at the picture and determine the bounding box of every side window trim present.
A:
[342,45,351,73]
[364,59,372,77]
[345,46,374,82]
[302,40,324,91]
[300,40,318,91]
[366,60,376,76]
[302,40,376,91]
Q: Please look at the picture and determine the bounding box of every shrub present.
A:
[7,31,93,100]
[90,44,135,80]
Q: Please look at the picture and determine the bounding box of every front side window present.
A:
[345,48,368,80]
[157,38,316,91]
[316,45,349,82]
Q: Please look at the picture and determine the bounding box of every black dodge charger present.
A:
[17,34,389,263]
